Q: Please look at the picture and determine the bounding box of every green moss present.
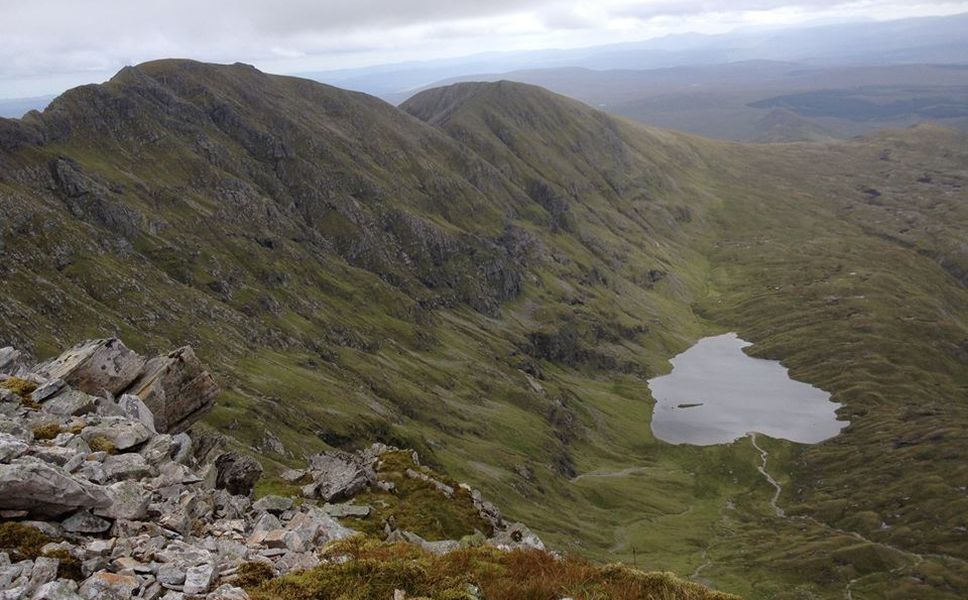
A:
[0,522,54,561]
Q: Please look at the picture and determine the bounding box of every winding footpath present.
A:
[746,432,968,599]
[748,432,785,518]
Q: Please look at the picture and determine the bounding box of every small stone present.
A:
[251,495,292,514]
[0,433,28,463]
[42,390,97,417]
[156,564,186,587]
[95,480,150,520]
[278,468,305,483]
[62,510,112,534]
[322,503,371,518]
[101,453,155,482]
[183,563,216,595]
[28,556,60,591]
[78,571,139,600]
[31,580,84,600]
[30,379,66,403]
[117,394,156,434]
[80,418,152,451]
[86,539,115,557]
[208,584,250,600]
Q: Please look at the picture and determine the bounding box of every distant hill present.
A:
[303,13,968,100]
[409,62,968,142]
[1,60,966,599]
[0,95,53,118]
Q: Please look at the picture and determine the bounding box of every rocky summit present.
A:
[0,339,566,600]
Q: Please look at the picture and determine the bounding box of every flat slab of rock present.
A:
[35,339,145,397]
[0,462,109,517]
[80,418,153,451]
[42,390,97,417]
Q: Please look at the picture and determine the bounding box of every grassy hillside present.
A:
[1,61,965,599]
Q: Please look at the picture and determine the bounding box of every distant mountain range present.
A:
[299,13,968,142]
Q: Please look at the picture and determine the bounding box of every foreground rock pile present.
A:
[0,340,542,600]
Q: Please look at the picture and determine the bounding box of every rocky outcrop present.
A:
[0,340,543,600]
[35,339,218,433]
[34,339,145,398]
[124,346,219,434]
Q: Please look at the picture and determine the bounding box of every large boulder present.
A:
[123,346,219,433]
[302,451,375,502]
[0,461,110,517]
[34,339,145,397]
[213,452,262,496]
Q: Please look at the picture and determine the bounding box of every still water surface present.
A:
[648,333,846,445]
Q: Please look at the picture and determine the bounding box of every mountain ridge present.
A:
[1,60,966,599]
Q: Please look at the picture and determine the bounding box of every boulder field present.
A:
[0,340,542,600]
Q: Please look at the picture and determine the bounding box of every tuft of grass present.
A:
[248,536,738,600]
[1,376,37,399]
[32,423,63,440]
[348,450,491,541]
[88,435,117,454]
[234,562,276,588]
[1,377,40,408]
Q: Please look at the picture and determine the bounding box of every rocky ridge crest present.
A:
[0,340,542,600]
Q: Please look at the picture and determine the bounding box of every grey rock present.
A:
[0,347,24,375]
[406,468,454,497]
[28,556,60,593]
[95,480,150,520]
[171,433,192,464]
[62,510,112,534]
[118,394,156,434]
[183,563,216,595]
[101,452,155,482]
[250,511,281,534]
[85,539,115,557]
[488,522,544,551]
[31,379,66,403]
[303,451,374,502]
[156,564,186,587]
[80,417,152,451]
[124,346,219,433]
[28,446,80,467]
[141,434,175,466]
[78,570,139,599]
[0,462,110,517]
[0,433,28,463]
[31,580,84,600]
[252,495,292,514]
[278,468,306,483]
[213,452,262,496]
[207,584,250,600]
[35,339,146,397]
[42,390,97,417]
[321,503,371,518]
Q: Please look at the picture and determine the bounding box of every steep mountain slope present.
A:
[1,61,966,599]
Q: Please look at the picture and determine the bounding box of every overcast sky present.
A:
[2,0,967,98]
